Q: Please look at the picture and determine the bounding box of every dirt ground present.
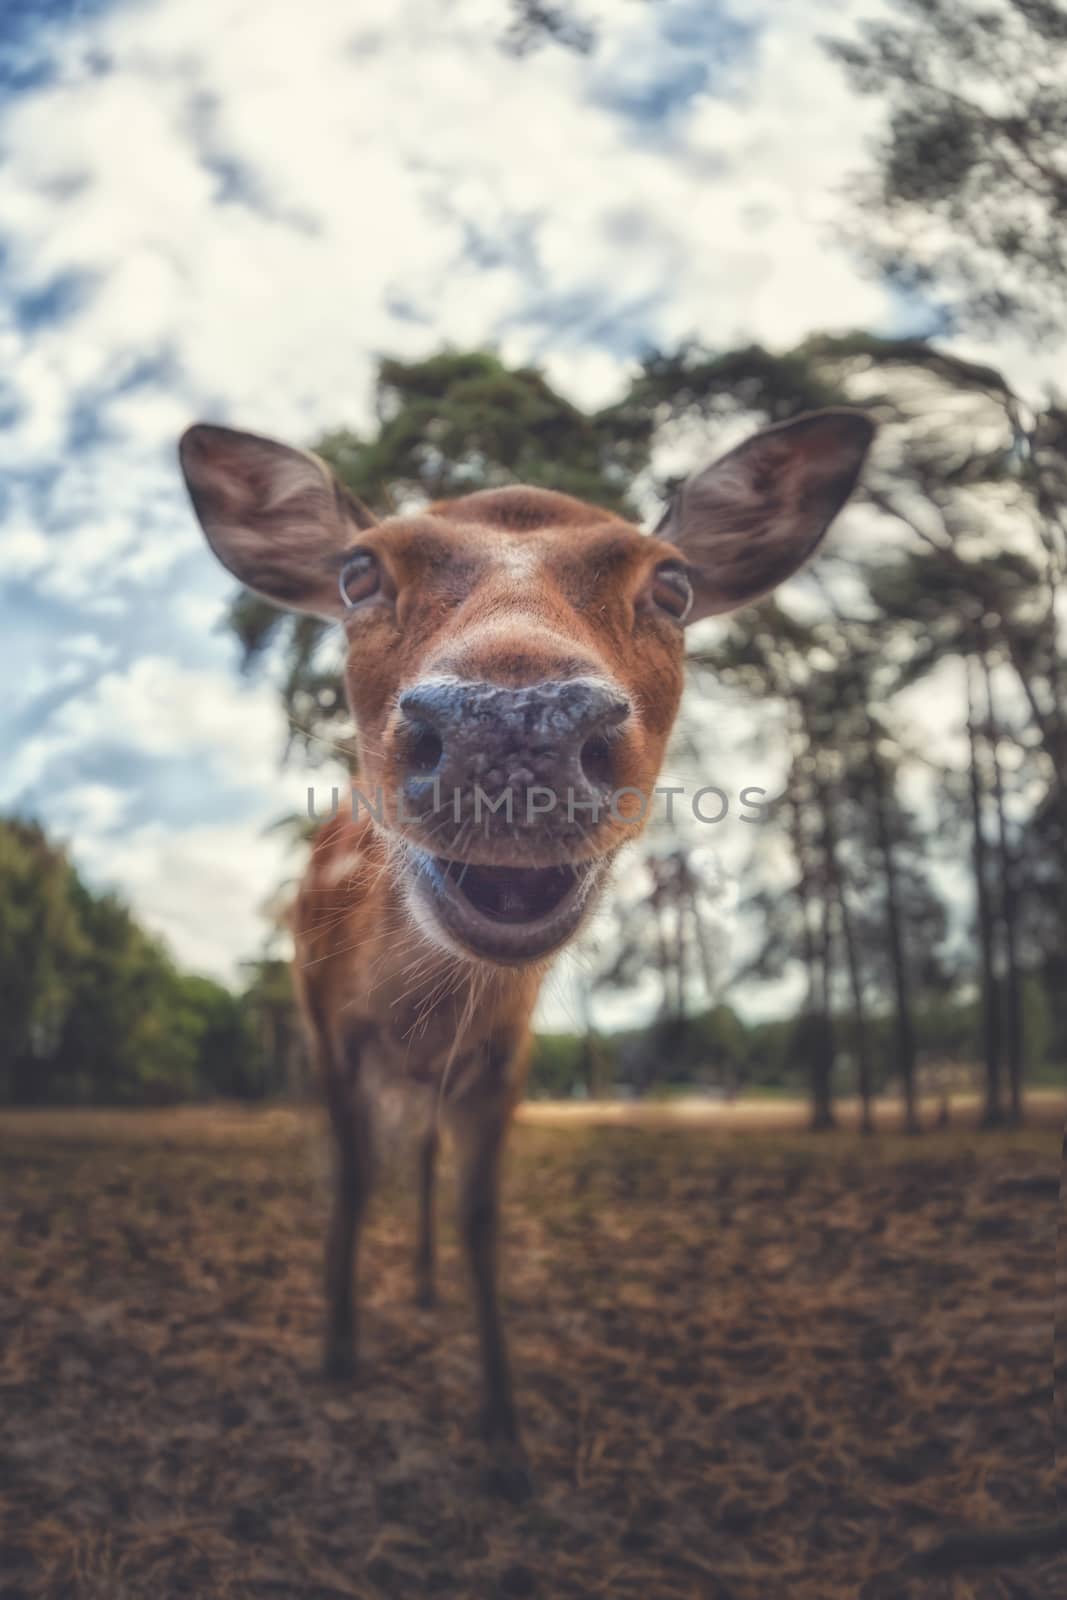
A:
[0,1099,1063,1599]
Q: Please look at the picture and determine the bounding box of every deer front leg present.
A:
[449,1083,530,1497]
[414,1125,438,1308]
[323,1131,370,1378]
[322,1043,375,1381]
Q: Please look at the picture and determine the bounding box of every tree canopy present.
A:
[828,0,1067,341]
[0,818,293,1106]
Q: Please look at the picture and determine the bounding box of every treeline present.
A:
[0,818,297,1106]
[529,988,1058,1105]
[1,812,1060,1112]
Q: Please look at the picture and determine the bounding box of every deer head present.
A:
[179,409,872,965]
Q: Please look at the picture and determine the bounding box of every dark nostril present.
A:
[405,721,444,777]
[398,687,439,724]
[579,731,615,788]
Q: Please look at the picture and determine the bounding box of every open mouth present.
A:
[408,851,605,964]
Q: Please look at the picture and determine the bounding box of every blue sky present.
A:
[0,0,1049,1010]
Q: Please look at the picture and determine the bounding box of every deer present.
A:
[178,406,873,1496]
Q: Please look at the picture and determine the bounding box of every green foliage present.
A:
[239,957,304,1099]
[691,1004,748,1075]
[2,804,1049,1108]
[365,350,647,511]
[528,992,1041,1103]
[827,0,1067,340]
[0,819,84,1101]
[1020,975,1052,1073]
[53,885,190,1104]
[910,993,980,1065]
[0,816,268,1107]
[528,1031,591,1098]
[170,974,257,1101]
[742,1020,796,1089]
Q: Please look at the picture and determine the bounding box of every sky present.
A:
[0,0,1052,1023]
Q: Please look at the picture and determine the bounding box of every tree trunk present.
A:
[576,960,605,1101]
[813,870,838,1132]
[982,654,1024,1124]
[787,749,836,1131]
[966,659,1003,1126]
[685,864,727,1090]
[671,862,688,1026]
[10,1054,40,1106]
[813,748,874,1133]
[864,709,920,1134]
[648,875,674,1094]
[832,871,874,1135]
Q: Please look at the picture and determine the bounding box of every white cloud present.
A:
[0,524,51,578]
[7,654,312,985]
[0,653,303,805]
[171,590,230,636]
[48,780,130,835]
[61,632,120,665]
[0,0,903,480]
[72,817,297,982]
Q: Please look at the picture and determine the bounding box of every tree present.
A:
[239,957,305,1099]
[174,974,257,1101]
[570,837,728,1094]
[54,886,206,1104]
[981,654,1025,1121]
[502,0,595,56]
[0,814,270,1107]
[0,819,83,1103]
[630,332,1056,1122]
[965,659,1005,1124]
[827,0,1067,342]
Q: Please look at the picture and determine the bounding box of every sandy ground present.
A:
[2,1087,1063,1142]
[519,1089,1067,1130]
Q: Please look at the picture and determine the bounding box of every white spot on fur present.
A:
[493,537,540,583]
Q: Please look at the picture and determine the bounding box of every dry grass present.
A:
[1,1101,1063,1599]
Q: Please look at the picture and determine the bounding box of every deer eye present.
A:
[339,549,380,608]
[651,562,693,622]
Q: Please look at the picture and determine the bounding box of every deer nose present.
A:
[396,677,631,814]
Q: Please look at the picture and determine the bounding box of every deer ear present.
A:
[655,409,874,623]
[178,424,376,618]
